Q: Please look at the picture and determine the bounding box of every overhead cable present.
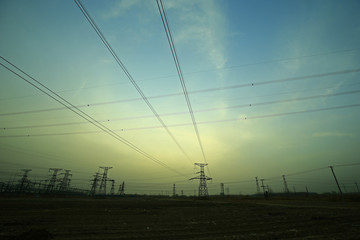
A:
[2,103,359,137]
[156,0,208,168]
[74,0,192,164]
[3,89,360,130]
[2,47,360,102]
[0,56,188,178]
[2,67,359,117]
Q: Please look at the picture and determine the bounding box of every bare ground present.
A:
[0,196,359,239]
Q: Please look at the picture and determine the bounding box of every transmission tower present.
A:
[220,183,224,196]
[355,182,359,193]
[255,177,260,194]
[58,170,72,192]
[172,184,176,197]
[189,163,212,197]
[329,166,342,196]
[108,179,115,195]
[118,181,125,195]
[98,167,112,195]
[46,168,62,193]
[282,175,289,193]
[260,178,270,198]
[18,169,32,193]
[89,172,100,196]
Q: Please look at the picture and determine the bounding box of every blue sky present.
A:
[1,0,360,195]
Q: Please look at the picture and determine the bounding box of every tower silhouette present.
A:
[98,167,112,195]
[18,169,32,193]
[46,168,62,193]
[189,163,212,197]
[58,170,72,192]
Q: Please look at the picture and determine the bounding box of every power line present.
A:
[3,89,360,130]
[2,103,359,138]
[0,56,187,178]
[333,162,360,168]
[2,47,359,102]
[74,0,192,164]
[184,47,360,76]
[1,67,359,117]
[157,0,208,168]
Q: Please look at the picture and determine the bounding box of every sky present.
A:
[1,0,360,196]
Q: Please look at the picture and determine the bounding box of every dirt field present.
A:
[0,195,359,239]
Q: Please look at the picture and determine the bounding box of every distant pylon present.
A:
[118,181,125,195]
[109,179,115,195]
[58,170,72,192]
[172,184,176,197]
[260,179,266,193]
[220,183,224,196]
[189,163,212,197]
[282,175,289,193]
[98,167,112,195]
[19,169,32,193]
[255,177,260,194]
[90,172,100,196]
[355,182,359,193]
[46,168,62,193]
[260,178,270,198]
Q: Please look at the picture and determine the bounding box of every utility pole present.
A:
[189,163,212,197]
[46,168,62,193]
[19,169,32,193]
[220,183,224,196]
[282,175,289,194]
[329,166,343,196]
[172,184,176,197]
[90,172,100,196]
[98,167,112,195]
[255,177,260,194]
[58,170,72,192]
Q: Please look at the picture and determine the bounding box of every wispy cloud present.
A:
[101,0,142,19]
[166,0,228,70]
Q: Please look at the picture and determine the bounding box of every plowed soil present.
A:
[0,196,359,239]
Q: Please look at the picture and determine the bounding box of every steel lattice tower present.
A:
[58,170,72,192]
[189,163,212,197]
[90,172,100,196]
[19,169,32,193]
[109,179,115,195]
[118,181,125,195]
[46,168,62,193]
[282,175,289,193]
[255,176,261,194]
[98,167,112,195]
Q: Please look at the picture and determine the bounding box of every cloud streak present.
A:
[166,0,227,70]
